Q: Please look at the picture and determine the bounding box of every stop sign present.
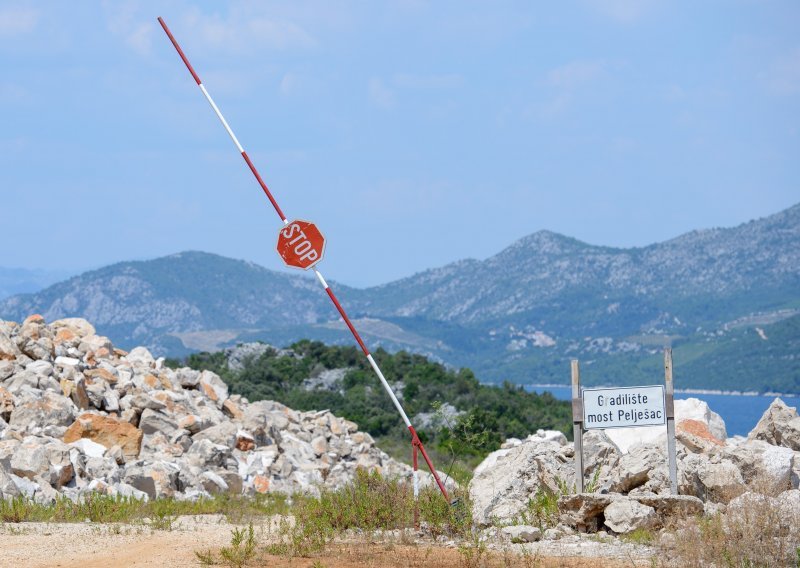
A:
[276,219,326,270]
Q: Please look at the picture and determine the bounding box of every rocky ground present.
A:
[0,515,655,568]
[467,396,800,554]
[1,315,800,566]
[0,316,451,503]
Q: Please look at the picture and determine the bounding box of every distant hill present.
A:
[0,252,344,356]
[0,267,74,300]
[2,203,798,393]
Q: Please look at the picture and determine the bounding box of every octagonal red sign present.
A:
[276,219,326,270]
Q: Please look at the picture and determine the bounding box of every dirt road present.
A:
[0,515,654,567]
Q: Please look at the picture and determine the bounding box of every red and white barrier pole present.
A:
[157,17,450,502]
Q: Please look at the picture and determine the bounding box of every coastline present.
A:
[520,383,800,399]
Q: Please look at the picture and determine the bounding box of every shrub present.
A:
[663,489,800,567]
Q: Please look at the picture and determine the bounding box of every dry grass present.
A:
[263,468,469,558]
[0,492,289,526]
[195,470,660,567]
[659,484,800,568]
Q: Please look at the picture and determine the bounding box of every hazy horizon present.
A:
[2,2,798,286]
[2,199,796,293]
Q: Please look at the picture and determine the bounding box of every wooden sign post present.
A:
[571,359,584,493]
[664,348,678,494]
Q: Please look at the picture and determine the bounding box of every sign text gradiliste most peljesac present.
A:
[582,385,666,430]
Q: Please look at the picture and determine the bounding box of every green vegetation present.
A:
[520,488,560,532]
[266,468,470,558]
[192,470,499,566]
[0,492,288,525]
[172,340,573,469]
[620,527,655,546]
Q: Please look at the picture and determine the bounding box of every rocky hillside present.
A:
[1,203,798,391]
[0,253,341,357]
[366,202,800,326]
[0,316,448,503]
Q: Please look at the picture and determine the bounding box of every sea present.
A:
[526,385,800,438]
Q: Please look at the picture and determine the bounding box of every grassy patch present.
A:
[520,488,559,531]
[266,469,472,558]
[620,527,655,546]
[0,493,288,526]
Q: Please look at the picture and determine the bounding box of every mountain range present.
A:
[0,267,74,301]
[2,203,798,393]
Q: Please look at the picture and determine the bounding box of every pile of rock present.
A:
[470,399,800,535]
[0,316,428,503]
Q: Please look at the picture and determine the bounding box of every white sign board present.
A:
[582,385,666,430]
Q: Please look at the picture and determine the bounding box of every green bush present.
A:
[177,341,573,468]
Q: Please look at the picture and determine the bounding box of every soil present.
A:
[0,515,655,567]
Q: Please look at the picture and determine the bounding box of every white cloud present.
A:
[664,84,686,102]
[202,69,252,96]
[534,59,611,117]
[103,1,155,56]
[368,77,395,109]
[280,72,300,96]
[182,7,316,54]
[763,47,800,96]
[0,7,39,36]
[546,60,607,89]
[584,0,660,24]
[0,82,28,103]
[392,73,463,89]
[357,178,455,214]
[126,21,155,55]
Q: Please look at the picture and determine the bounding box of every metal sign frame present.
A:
[582,384,666,430]
[572,349,678,494]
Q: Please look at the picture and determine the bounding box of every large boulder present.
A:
[241,400,289,446]
[10,436,74,488]
[610,442,668,493]
[748,399,800,451]
[696,460,745,503]
[469,439,573,526]
[0,328,21,361]
[0,462,20,498]
[198,370,229,408]
[51,318,96,340]
[558,493,616,532]
[603,498,657,534]
[581,429,621,490]
[9,390,76,436]
[728,439,795,491]
[123,460,181,499]
[604,398,727,453]
[192,421,238,447]
[138,408,180,437]
[63,413,143,461]
[676,418,725,453]
[633,493,704,521]
[17,315,55,361]
[559,493,704,533]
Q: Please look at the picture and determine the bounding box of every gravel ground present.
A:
[0,515,656,567]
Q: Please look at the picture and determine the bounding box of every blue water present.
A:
[526,385,800,438]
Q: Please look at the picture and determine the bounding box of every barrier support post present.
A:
[156,16,453,503]
[412,444,419,529]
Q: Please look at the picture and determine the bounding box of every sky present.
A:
[1,1,798,288]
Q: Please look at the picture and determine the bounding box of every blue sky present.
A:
[1,1,798,287]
